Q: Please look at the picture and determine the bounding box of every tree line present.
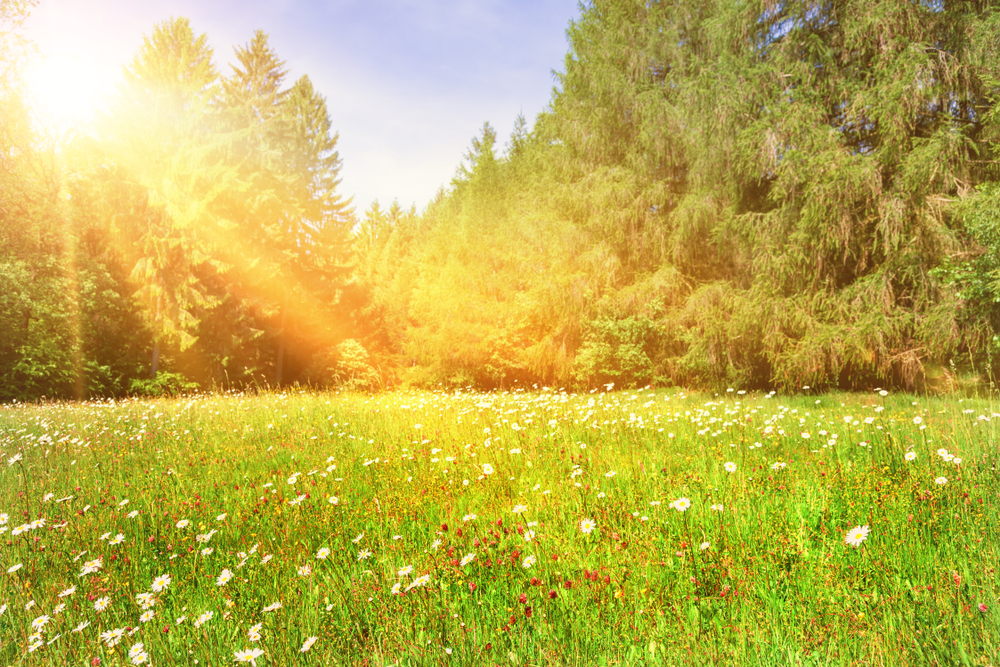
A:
[4,0,1000,399]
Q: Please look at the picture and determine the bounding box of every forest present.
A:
[3,0,1000,400]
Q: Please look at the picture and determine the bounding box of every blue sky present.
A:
[22,0,581,213]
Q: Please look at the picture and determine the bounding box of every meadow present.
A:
[1,386,998,666]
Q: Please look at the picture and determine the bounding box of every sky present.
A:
[20,0,581,213]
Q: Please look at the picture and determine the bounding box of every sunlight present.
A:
[22,51,106,128]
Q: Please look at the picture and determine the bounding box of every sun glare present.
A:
[23,53,105,128]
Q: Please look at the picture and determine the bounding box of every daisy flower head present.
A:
[935,476,948,486]
[7,563,22,574]
[175,519,190,529]
[233,647,265,665]
[31,614,50,631]
[194,610,214,628]
[358,549,372,561]
[110,533,125,545]
[297,564,312,577]
[580,518,596,534]
[724,462,737,473]
[700,541,710,551]
[139,610,155,623]
[216,568,233,587]
[670,497,692,512]
[100,627,125,647]
[463,513,477,522]
[300,636,319,653]
[94,596,111,612]
[522,555,537,569]
[58,585,77,598]
[80,557,103,576]
[397,565,413,577]
[904,451,917,461]
[316,547,330,560]
[482,463,495,476]
[262,601,282,613]
[845,525,870,548]
[913,416,922,425]
[248,623,262,642]
[327,496,339,505]
[151,573,171,592]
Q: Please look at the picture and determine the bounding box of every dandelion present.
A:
[460,552,476,566]
[935,476,948,486]
[580,518,596,534]
[217,569,234,586]
[522,555,537,569]
[300,636,319,653]
[94,596,111,612]
[724,462,737,472]
[233,648,265,665]
[845,525,870,548]
[904,451,917,461]
[176,519,190,529]
[151,573,171,592]
[316,547,330,560]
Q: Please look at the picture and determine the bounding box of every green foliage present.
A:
[572,316,659,389]
[129,371,200,397]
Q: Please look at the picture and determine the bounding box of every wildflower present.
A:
[935,476,948,485]
[710,504,724,512]
[522,555,537,569]
[460,552,476,566]
[127,510,139,519]
[670,497,692,512]
[904,451,917,461]
[700,542,710,551]
[316,547,330,560]
[6,563,22,573]
[327,496,339,505]
[151,574,171,592]
[72,620,90,633]
[129,642,149,665]
[358,549,372,561]
[937,448,948,458]
[979,603,988,613]
[297,564,312,576]
[94,596,111,611]
[406,574,431,591]
[954,457,962,465]
[580,518,596,534]
[217,513,227,521]
[463,513,477,522]
[31,615,51,631]
[300,636,319,653]
[770,461,787,471]
[233,648,265,664]
[248,623,262,642]
[482,463,495,475]
[397,565,413,577]
[352,533,364,544]
[217,569,234,586]
[194,611,214,628]
[139,610,155,623]
[201,547,214,556]
[262,601,282,613]
[288,494,307,506]
[391,582,402,595]
[101,627,125,647]
[58,585,76,598]
[136,592,155,609]
[845,525,870,548]
[110,533,125,545]
[79,557,103,576]
[724,462,737,473]
[176,520,190,529]
[913,416,922,425]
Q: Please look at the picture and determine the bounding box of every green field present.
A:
[1,388,998,666]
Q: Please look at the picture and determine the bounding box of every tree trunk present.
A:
[275,291,288,386]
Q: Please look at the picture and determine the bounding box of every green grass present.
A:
[1,387,999,666]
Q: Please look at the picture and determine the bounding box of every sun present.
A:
[22,52,106,129]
